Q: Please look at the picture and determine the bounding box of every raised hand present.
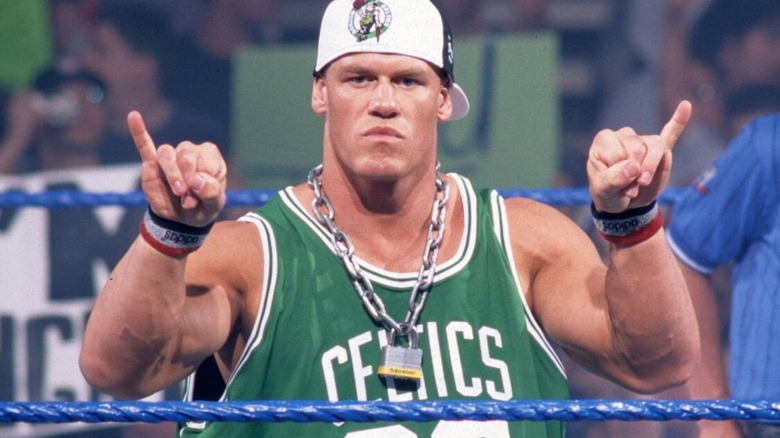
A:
[128,111,227,227]
[587,100,692,213]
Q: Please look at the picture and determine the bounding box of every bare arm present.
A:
[520,102,700,393]
[79,112,255,399]
[678,263,742,437]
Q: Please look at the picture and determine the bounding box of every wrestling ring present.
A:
[1,186,772,428]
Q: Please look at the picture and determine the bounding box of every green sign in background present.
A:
[234,33,559,191]
[0,0,53,91]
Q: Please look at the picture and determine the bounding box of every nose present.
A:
[368,80,399,118]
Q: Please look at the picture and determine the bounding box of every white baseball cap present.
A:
[314,0,471,121]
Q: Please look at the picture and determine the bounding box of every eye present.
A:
[348,75,369,85]
[398,77,419,87]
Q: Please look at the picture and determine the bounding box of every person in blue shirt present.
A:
[668,112,780,438]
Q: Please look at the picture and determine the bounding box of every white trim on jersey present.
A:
[489,190,567,378]
[180,212,280,433]
[228,213,280,391]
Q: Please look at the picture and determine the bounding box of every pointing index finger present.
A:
[660,100,692,151]
[127,111,157,163]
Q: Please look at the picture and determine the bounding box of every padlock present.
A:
[378,328,423,381]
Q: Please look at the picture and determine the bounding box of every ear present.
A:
[437,85,453,122]
[311,77,328,115]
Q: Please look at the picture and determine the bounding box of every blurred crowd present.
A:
[2,0,780,437]
[0,0,546,181]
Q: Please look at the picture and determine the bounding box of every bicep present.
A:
[507,200,612,366]
[180,221,262,374]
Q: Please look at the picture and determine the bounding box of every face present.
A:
[722,16,780,86]
[312,53,453,182]
[48,81,107,149]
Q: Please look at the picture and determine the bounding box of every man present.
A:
[0,68,107,173]
[79,0,699,436]
[79,4,227,165]
[668,113,780,438]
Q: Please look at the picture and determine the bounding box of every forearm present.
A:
[683,265,729,398]
[80,237,190,398]
[604,230,699,392]
[678,264,742,437]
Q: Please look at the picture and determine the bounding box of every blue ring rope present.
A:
[0,187,686,209]
[0,399,779,424]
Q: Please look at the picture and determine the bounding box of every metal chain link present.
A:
[307,164,449,341]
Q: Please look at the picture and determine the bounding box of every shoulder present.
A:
[187,220,264,290]
[746,112,780,133]
[730,113,780,159]
[502,196,599,270]
[209,219,264,260]
[503,196,587,242]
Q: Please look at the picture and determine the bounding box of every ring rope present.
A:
[1,399,779,424]
[0,187,685,209]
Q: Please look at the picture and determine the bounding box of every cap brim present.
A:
[448,82,470,121]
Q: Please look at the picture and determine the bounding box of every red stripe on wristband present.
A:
[139,220,198,257]
[597,209,664,246]
[139,208,213,257]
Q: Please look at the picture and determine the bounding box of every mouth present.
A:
[363,126,403,140]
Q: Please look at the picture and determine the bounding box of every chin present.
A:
[360,158,414,180]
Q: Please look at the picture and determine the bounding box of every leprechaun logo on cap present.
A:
[349,0,392,42]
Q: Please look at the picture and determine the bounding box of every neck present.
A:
[304,164,451,271]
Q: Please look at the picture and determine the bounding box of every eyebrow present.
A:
[336,64,432,78]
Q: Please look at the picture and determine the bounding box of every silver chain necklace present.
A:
[307,164,448,380]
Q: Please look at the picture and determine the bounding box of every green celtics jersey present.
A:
[179,174,568,437]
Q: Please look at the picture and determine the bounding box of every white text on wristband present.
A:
[139,208,214,257]
[591,201,663,246]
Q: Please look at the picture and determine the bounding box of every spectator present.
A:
[164,0,288,139]
[48,0,99,72]
[668,112,780,437]
[666,0,780,187]
[0,67,106,173]
[79,4,228,166]
[0,66,171,438]
[655,83,780,438]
